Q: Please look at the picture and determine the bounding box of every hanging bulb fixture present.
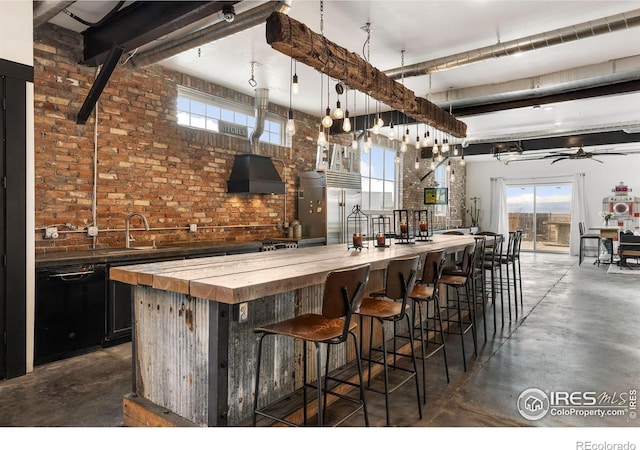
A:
[433,138,439,154]
[342,110,351,132]
[422,125,431,147]
[286,110,296,137]
[333,99,343,120]
[414,152,420,170]
[442,138,450,153]
[400,141,407,153]
[415,135,421,150]
[317,125,326,146]
[430,158,436,170]
[322,74,332,128]
[395,152,401,165]
[453,145,459,156]
[447,160,451,171]
[322,106,333,128]
[460,154,466,166]
[364,131,372,153]
[292,73,299,95]
[437,152,444,162]
[403,128,410,143]
[450,169,456,182]
[351,132,358,150]
[388,122,395,140]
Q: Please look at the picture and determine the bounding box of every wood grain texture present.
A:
[115,236,475,304]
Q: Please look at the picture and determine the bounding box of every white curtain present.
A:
[569,173,588,256]
[489,177,508,237]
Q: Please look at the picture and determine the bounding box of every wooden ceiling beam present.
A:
[265,11,467,138]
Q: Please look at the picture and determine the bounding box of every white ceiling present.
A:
[46,0,640,157]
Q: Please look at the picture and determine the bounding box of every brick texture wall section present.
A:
[402,154,467,230]
[34,24,321,253]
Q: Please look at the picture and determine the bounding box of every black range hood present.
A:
[227,88,285,194]
[227,153,285,194]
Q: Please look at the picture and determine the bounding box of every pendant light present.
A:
[333,83,344,120]
[351,88,358,149]
[292,60,299,95]
[414,151,420,169]
[415,124,420,150]
[317,70,326,145]
[342,86,351,132]
[388,121,395,140]
[285,32,296,137]
[422,124,431,147]
[319,1,332,129]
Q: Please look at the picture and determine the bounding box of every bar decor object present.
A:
[414,209,433,241]
[372,214,391,248]
[347,205,369,251]
[393,209,415,244]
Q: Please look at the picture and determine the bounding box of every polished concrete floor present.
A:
[1,252,639,430]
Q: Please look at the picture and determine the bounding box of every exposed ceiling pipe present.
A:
[249,88,269,154]
[131,1,292,68]
[33,0,76,28]
[384,8,640,79]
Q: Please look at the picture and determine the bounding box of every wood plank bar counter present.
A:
[111,234,474,426]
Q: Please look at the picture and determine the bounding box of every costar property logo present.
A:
[517,388,550,420]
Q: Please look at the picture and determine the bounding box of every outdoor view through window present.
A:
[506,183,573,252]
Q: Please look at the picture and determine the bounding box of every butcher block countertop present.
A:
[110,234,475,305]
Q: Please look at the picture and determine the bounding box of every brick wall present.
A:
[402,152,467,229]
[33,24,320,253]
[33,24,466,254]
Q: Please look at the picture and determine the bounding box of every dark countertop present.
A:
[35,237,326,269]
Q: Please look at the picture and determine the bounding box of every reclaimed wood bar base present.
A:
[111,236,475,426]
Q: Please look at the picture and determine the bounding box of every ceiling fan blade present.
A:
[593,152,626,156]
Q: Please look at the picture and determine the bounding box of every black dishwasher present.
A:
[35,264,107,365]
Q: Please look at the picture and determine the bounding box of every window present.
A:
[176,86,285,146]
[433,163,450,216]
[361,145,399,212]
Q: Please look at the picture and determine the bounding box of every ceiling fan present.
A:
[543,146,626,164]
[504,146,627,164]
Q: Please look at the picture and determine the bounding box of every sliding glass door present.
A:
[506,183,572,252]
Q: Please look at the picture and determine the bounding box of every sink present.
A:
[95,246,178,256]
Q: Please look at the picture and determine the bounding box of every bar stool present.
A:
[408,250,449,405]
[440,242,478,372]
[499,230,523,319]
[477,231,504,328]
[356,255,421,426]
[471,235,488,341]
[253,264,371,427]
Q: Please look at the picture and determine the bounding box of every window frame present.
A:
[176,86,286,146]
[360,144,400,215]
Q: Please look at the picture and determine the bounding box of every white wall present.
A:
[466,154,640,231]
[0,1,33,65]
[1,0,34,373]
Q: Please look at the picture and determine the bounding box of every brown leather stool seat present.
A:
[408,250,449,405]
[253,264,371,427]
[356,256,422,426]
[439,242,478,372]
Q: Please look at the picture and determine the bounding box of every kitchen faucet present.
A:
[125,212,150,248]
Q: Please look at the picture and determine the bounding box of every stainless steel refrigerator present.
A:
[298,171,363,244]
